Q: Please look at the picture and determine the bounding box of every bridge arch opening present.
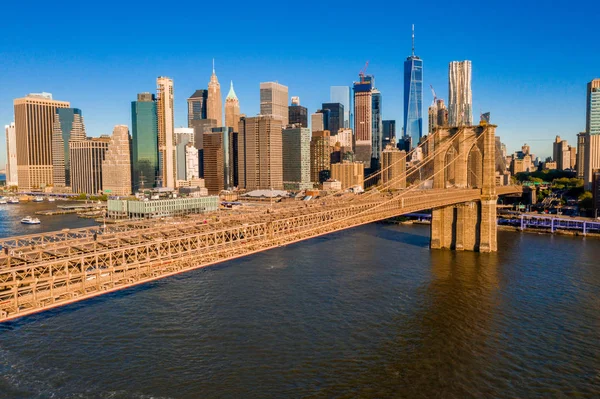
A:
[444,145,458,187]
[467,143,483,188]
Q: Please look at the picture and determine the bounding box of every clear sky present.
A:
[1,0,598,168]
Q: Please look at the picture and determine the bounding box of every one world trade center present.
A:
[403,25,423,148]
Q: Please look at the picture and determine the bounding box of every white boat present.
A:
[33,196,44,202]
[47,197,56,202]
[0,197,7,204]
[8,198,19,204]
[21,216,41,225]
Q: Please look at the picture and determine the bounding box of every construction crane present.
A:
[430,85,437,105]
[359,61,369,80]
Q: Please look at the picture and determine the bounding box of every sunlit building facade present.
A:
[207,63,223,127]
[157,77,175,188]
[260,82,288,125]
[448,60,473,127]
[13,93,70,190]
[102,125,132,196]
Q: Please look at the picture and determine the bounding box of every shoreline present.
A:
[497,225,600,239]
[382,218,600,240]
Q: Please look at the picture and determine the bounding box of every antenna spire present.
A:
[212,58,215,74]
[411,24,415,56]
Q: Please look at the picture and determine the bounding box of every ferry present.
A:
[47,197,56,202]
[7,198,19,204]
[21,216,41,225]
[0,197,7,204]
[33,196,44,202]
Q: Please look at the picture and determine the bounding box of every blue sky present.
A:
[1,0,598,168]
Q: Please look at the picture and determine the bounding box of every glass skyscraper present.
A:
[330,86,351,128]
[383,120,396,148]
[403,29,423,148]
[131,93,159,191]
[371,90,382,164]
[52,108,85,187]
[321,103,344,134]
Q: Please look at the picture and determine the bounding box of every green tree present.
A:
[579,191,593,210]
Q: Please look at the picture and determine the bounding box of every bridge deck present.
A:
[0,186,521,322]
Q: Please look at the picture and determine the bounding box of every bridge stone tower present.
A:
[429,125,498,252]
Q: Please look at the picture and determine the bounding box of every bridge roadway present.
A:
[0,186,520,322]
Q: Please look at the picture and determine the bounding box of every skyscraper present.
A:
[353,76,373,165]
[311,130,331,183]
[237,115,283,190]
[102,125,132,196]
[371,89,383,167]
[190,118,217,178]
[584,78,600,189]
[577,132,586,179]
[428,103,437,135]
[289,99,308,127]
[185,143,200,180]
[187,90,208,126]
[70,137,110,194]
[225,81,240,130]
[403,25,423,148]
[131,93,159,191]
[175,127,195,181]
[553,136,573,170]
[311,112,324,133]
[321,103,344,135]
[52,108,86,188]
[207,61,223,126]
[330,86,351,128]
[382,143,406,189]
[4,123,17,187]
[437,99,448,126]
[157,76,176,188]
[260,82,288,125]
[13,93,70,190]
[282,125,312,190]
[382,120,396,148]
[203,127,236,194]
[448,60,473,126]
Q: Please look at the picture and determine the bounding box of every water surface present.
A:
[0,223,598,398]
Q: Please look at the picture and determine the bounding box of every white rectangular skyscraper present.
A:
[4,122,18,187]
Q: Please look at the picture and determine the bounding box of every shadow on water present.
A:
[312,248,501,399]
[0,281,164,332]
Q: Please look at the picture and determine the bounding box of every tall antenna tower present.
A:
[411,24,415,56]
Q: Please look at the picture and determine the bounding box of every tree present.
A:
[579,191,593,211]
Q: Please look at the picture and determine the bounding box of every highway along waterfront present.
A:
[0,223,598,398]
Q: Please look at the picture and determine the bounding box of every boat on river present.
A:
[7,198,19,204]
[21,216,41,225]
[33,196,44,202]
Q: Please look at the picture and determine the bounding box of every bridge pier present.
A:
[429,124,498,252]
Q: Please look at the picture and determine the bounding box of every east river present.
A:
[0,202,599,398]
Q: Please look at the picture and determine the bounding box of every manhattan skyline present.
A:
[0,1,598,166]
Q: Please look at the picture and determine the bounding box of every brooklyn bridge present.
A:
[0,125,521,322]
